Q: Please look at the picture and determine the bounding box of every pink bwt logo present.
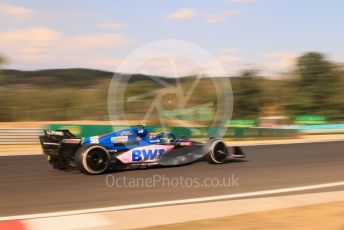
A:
[117,145,175,163]
[132,148,165,161]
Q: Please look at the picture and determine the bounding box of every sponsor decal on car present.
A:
[149,139,161,143]
[121,131,133,136]
[46,130,64,136]
[90,136,99,144]
[131,148,165,161]
[179,141,192,146]
[149,133,156,138]
[111,136,128,143]
[116,145,174,163]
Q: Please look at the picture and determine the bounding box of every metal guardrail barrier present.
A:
[0,128,43,144]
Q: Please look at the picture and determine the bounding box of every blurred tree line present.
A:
[231,52,344,122]
[0,52,343,122]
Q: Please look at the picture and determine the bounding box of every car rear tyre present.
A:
[75,144,110,175]
[205,139,228,164]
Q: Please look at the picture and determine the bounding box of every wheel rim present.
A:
[86,148,109,172]
[212,141,227,163]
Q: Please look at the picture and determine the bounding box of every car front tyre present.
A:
[205,139,228,164]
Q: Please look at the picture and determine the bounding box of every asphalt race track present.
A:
[0,142,343,216]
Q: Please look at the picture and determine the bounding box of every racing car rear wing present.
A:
[39,130,81,158]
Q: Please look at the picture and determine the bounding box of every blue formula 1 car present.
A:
[39,125,245,175]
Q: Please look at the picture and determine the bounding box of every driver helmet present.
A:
[135,123,147,137]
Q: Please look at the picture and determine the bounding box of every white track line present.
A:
[24,214,112,230]
[1,181,344,221]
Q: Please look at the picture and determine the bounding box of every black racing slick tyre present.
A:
[75,144,110,175]
[205,139,228,164]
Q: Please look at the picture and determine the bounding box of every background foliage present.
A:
[0,52,343,123]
